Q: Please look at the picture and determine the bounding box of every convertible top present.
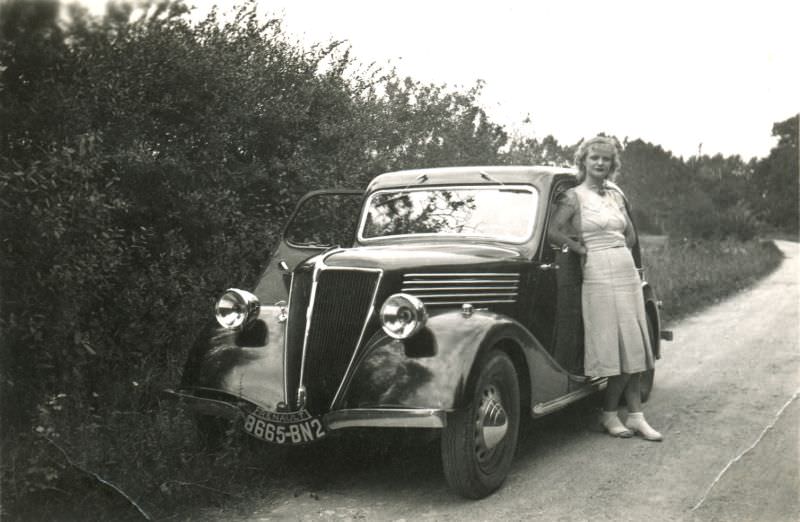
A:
[366,165,577,193]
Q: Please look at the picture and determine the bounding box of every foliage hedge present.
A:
[0,1,796,519]
[0,0,508,428]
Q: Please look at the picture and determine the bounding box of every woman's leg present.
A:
[622,372,642,413]
[623,372,663,441]
[601,374,633,437]
[604,374,630,412]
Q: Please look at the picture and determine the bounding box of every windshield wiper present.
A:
[375,173,430,207]
[479,170,505,185]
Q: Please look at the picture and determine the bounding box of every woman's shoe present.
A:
[625,412,663,441]
[600,410,633,438]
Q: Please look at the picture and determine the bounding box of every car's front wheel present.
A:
[441,350,520,499]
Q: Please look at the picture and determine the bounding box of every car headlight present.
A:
[380,293,427,339]
[215,288,260,329]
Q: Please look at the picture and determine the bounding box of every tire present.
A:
[441,350,520,499]
[641,314,657,403]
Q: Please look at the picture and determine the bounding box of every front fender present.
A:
[179,305,287,411]
[340,309,570,411]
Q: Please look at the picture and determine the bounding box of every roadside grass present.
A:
[2,398,290,521]
[2,238,788,521]
[641,236,786,324]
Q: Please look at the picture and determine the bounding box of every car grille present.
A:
[285,267,380,415]
[401,272,520,306]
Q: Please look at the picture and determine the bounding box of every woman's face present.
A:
[583,146,615,182]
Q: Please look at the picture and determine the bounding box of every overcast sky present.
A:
[80,0,799,160]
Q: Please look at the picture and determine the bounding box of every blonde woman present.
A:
[549,136,662,441]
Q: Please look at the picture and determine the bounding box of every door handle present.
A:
[539,263,559,271]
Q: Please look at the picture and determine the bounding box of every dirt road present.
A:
[191,240,799,522]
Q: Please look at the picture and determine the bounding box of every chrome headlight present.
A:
[380,293,427,339]
[215,288,260,329]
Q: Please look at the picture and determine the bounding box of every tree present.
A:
[500,133,573,167]
[750,114,799,232]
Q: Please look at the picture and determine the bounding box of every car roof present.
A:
[366,165,577,192]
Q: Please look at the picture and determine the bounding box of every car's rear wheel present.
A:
[441,350,520,499]
[641,314,657,403]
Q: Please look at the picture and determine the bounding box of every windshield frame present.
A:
[356,184,540,245]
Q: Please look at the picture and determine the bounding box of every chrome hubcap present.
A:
[474,385,508,462]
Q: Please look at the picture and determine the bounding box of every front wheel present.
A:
[441,350,520,499]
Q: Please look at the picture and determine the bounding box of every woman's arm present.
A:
[547,190,586,255]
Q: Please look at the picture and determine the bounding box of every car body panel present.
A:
[342,310,569,411]
[180,305,287,411]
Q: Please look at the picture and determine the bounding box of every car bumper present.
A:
[163,388,448,430]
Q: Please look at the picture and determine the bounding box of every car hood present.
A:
[317,242,528,272]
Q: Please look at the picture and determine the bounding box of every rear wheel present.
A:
[641,314,657,403]
[441,350,520,499]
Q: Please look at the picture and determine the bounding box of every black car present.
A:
[167,166,670,498]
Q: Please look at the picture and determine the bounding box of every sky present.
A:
[78,0,799,160]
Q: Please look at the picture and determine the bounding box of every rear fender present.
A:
[341,310,570,411]
[641,282,662,359]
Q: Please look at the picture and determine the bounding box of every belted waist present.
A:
[585,243,627,252]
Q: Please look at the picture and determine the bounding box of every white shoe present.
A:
[601,411,633,438]
[625,412,663,441]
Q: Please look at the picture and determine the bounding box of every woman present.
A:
[549,136,662,441]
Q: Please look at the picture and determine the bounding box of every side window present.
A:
[284,192,363,247]
[540,180,577,262]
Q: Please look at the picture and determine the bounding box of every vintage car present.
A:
[167,166,671,499]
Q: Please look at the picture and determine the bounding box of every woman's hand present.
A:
[561,239,586,255]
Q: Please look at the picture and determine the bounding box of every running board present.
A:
[531,378,607,417]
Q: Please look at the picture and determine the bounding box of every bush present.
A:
[0,2,511,515]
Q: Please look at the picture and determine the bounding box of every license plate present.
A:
[243,408,326,445]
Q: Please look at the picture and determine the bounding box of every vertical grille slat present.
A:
[284,269,313,406]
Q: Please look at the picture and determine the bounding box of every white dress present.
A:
[573,185,654,378]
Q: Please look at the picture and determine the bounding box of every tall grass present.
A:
[641,237,785,323]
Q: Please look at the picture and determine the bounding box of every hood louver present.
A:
[401,272,520,306]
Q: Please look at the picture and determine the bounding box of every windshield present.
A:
[359,185,538,243]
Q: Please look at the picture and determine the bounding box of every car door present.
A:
[254,190,364,305]
[529,176,584,375]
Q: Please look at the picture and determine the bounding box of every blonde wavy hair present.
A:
[574,136,622,183]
